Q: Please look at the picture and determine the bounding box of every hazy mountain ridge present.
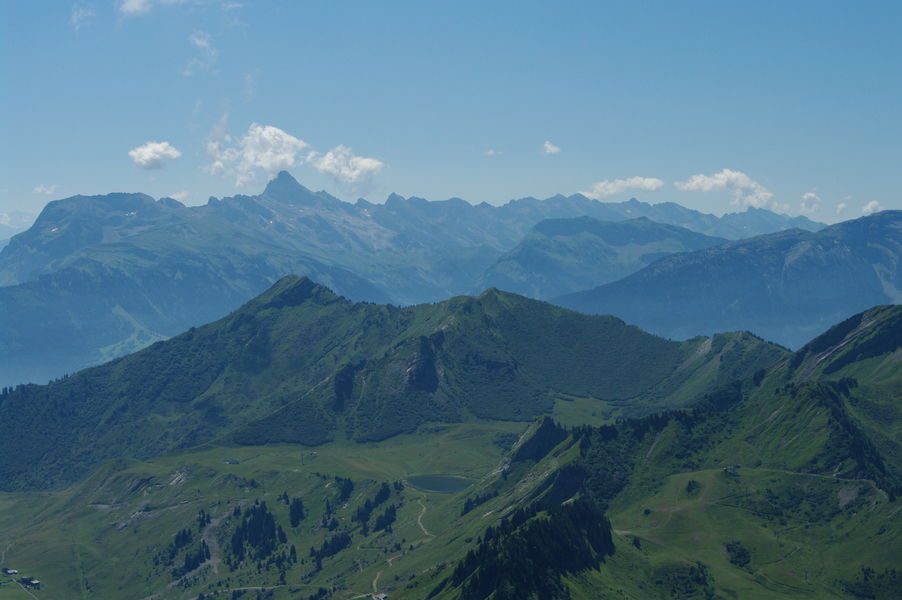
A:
[0,276,785,491]
[0,172,826,386]
[478,216,727,298]
[557,210,902,348]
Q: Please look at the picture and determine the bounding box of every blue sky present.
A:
[1,0,900,222]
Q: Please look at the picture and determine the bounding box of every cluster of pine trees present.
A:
[228,502,288,564]
[309,532,351,571]
[441,498,614,600]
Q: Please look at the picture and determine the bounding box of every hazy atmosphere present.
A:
[1,3,900,600]
[3,1,901,222]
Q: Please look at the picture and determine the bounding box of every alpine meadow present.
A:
[1,2,900,600]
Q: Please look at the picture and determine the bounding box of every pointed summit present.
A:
[263,171,312,201]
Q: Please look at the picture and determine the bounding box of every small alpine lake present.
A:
[406,474,475,493]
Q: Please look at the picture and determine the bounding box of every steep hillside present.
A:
[557,211,902,348]
[0,276,785,491]
[478,216,726,299]
[0,306,896,600]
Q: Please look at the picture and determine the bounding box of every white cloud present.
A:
[119,0,151,16]
[308,146,384,185]
[183,30,217,76]
[582,176,665,200]
[675,168,773,209]
[542,140,561,155]
[799,192,821,215]
[862,200,882,215]
[70,4,96,30]
[836,202,847,215]
[484,148,502,157]
[33,184,58,195]
[206,123,309,186]
[129,141,182,169]
[0,213,9,226]
[169,191,189,201]
[118,0,192,16]
[207,122,384,187]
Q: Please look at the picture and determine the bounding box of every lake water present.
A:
[407,474,474,493]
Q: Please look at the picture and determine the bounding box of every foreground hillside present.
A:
[557,210,902,348]
[0,305,897,599]
[0,172,821,386]
[0,276,784,491]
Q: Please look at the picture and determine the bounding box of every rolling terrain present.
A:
[0,276,784,491]
[557,210,902,348]
[0,305,897,599]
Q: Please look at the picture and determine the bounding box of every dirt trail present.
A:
[416,498,434,537]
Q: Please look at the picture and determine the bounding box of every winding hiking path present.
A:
[416,498,434,537]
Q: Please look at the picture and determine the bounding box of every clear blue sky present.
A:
[2,0,900,222]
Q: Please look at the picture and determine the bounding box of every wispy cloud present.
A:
[862,200,882,215]
[582,176,664,200]
[675,168,773,209]
[183,30,217,76]
[206,122,384,187]
[33,183,58,195]
[118,0,152,16]
[484,148,502,157]
[70,4,96,31]
[169,191,189,201]
[129,141,182,169]
[799,191,821,215]
[836,201,848,215]
[118,0,196,17]
[542,140,560,155]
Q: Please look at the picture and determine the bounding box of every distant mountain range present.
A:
[556,211,901,348]
[478,216,726,299]
[0,210,35,248]
[0,276,784,491]
[0,171,823,385]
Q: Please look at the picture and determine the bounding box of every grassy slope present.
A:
[0,276,785,491]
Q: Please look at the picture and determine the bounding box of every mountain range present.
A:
[0,279,897,599]
[557,210,902,348]
[0,171,824,386]
[0,276,784,491]
[0,210,34,248]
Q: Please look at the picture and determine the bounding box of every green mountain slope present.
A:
[0,306,896,599]
[477,216,726,299]
[0,276,785,491]
[557,211,902,348]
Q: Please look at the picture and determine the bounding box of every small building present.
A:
[2,568,18,575]
[373,594,388,600]
[20,577,41,589]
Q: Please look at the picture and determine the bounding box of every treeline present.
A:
[461,490,498,516]
[439,498,614,600]
[228,502,288,564]
[174,541,210,577]
[354,482,390,525]
[309,532,351,570]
